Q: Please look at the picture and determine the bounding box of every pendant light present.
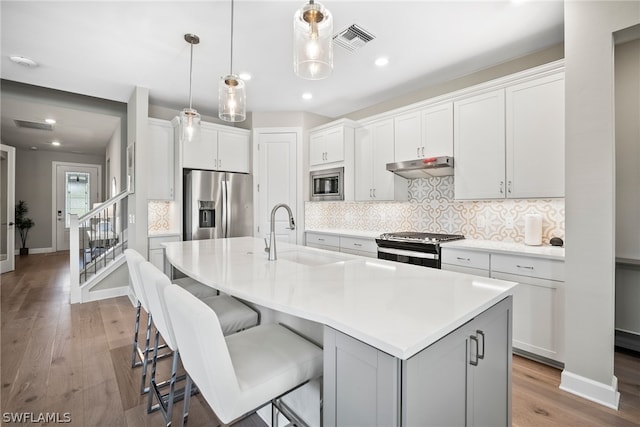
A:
[293,0,333,80]
[219,0,246,122]
[180,33,201,142]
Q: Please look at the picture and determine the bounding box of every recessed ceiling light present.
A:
[9,55,38,67]
[239,72,252,81]
[51,141,61,146]
[30,146,38,151]
[375,57,389,67]
[302,92,313,100]
[45,118,56,124]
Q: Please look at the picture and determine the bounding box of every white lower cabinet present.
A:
[441,248,490,277]
[442,247,565,364]
[324,297,512,427]
[305,232,377,258]
[148,234,180,275]
[491,254,564,364]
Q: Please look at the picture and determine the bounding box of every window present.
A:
[65,172,90,227]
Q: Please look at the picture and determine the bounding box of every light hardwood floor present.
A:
[2,252,640,426]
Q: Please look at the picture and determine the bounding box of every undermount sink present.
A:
[277,251,343,267]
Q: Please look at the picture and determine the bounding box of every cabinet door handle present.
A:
[372,188,376,198]
[369,189,373,198]
[516,264,534,270]
[417,147,420,157]
[218,159,222,168]
[421,146,425,157]
[499,181,504,194]
[508,180,512,193]
[470,335,479,366]
[457,257,471,261]
[476,330,485,360]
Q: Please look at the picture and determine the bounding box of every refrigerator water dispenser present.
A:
[199,201,215,228]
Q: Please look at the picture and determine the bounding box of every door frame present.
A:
[51,161,103,252]
[252,127,303,244]
[1,144,16,273]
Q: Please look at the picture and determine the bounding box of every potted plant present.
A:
[15,200,35,255]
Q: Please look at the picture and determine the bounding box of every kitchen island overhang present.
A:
[162,237,516,360]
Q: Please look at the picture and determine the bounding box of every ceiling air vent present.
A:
[14,120,53,131]
[333,24,375,52]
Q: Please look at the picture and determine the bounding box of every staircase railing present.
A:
[69,190,129,303]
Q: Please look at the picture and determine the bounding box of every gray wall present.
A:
[14,147,105,250]
[344,44,564,121]
[563,0,640,406]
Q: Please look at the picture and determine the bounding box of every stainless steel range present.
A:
[375,232,465,269]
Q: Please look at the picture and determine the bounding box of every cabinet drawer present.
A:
[441,263,490,277]
[441,248,490,270]
[148,234,180,250]
[491,253,564,281]
[306,232,339,248]
[340,236,377,254]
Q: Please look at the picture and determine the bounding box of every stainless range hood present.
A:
[386,156,454,179]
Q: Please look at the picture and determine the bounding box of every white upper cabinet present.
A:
[394,111,422,161]
[309,123,351,166]
[182,122,250,173]
[218,128,251,173]
[422,102,453,157]
[454,89,506,200]
[454,71,565,200]
[394,103,453,162]
[506,73,565,198]
[309,120,359,167]
[147,118,175,200]
[356,119,404,201]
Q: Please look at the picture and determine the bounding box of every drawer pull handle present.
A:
[470,335,479,366]
[457,257,471,261]
[354,243,362,247]
[517,264,534,270]
[318,238,325,242]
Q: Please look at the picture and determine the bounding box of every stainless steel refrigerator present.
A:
[183,169,253,241]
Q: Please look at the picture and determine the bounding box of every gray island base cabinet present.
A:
[324,296,512,427]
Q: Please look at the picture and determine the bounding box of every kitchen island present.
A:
[163,237,517,426]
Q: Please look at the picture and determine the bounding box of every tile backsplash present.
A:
[305,176,565,243]
[148,201,180,234]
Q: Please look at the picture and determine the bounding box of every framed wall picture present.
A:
[126,143,135,193]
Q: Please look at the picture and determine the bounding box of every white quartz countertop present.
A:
[441,239,565,261]
[163,237,516,359]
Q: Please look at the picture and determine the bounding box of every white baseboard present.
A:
[560,370,620,410]
[83,285,130,303]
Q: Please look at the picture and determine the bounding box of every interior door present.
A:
[54,163,101,251]
[256,132,297,244]
[1,144,16,273]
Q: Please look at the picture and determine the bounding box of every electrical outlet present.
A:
[505,215,514,229]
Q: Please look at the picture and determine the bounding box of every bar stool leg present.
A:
[181,375,193,427]
[140,313,153,394]
[272,402,279,427]
[147,329,161,413]
[131,301,142,368]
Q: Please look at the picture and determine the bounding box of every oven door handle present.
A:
[377,247,439,260]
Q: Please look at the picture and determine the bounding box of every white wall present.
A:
[127,87,149,257]
[562,0,640,409]
[105,125,122,197]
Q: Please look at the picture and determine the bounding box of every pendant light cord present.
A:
[188,40,194,109]
[229,0,234,75]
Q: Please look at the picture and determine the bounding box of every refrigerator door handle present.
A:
[222,177,228,238]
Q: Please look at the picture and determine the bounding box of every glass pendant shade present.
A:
[218,74,246,123]
[293,0,333,80]
[180,33,201,142]
[180,107,201,143]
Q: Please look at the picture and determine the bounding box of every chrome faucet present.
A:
[264,203,295,261]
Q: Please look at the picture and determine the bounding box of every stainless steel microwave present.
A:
[310,167,344,201]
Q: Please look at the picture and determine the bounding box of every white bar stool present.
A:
[164,284,323,427]
[139,261,259,426]
[125,249,171,394]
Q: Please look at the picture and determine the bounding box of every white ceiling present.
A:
[0,0,564,154]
